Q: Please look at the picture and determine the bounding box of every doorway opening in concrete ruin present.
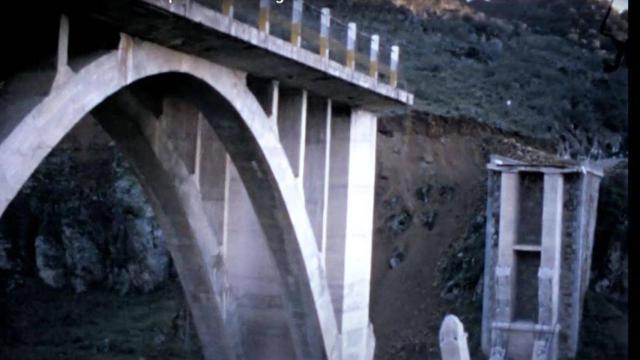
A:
[513,172,543,322]
[516,172,543,247]
[0,116,204,359]
[513,251,540,322]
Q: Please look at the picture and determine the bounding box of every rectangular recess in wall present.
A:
[517,172,543,245]
[513,251,540,321]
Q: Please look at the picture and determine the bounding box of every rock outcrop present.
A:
[1,139,170,294]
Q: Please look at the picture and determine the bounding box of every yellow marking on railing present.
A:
[259,8,270,32]
[291,23,301,46]
[369,61,378,79]
[222,0,233,16]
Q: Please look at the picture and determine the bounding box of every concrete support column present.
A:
[225,162,297,359]
[303,96,332,252]
[259,0,271,34]
[277,88,307,179]
[57,14,69,72]
[369,35,379,80]
[320,8,331,58]
[326,106,378,359]
[54,14,73,87]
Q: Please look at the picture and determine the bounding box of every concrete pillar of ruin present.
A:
[532,174,564,360]
[439,315,471,360]
[490,171,520,357]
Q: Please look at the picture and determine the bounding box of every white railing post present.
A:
[320,8,331,58]
[369,34,379,80]
[259,0,270,33]
[346,22,356,69]
[390,45,399,87]
[291,0,303,46]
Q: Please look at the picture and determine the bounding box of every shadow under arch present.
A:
[0,36,338,360]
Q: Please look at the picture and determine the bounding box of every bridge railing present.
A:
[189,0,407,91]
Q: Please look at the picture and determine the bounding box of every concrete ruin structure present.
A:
[481,156,604,360]
[439,315,471,360]
[0,1,413,359]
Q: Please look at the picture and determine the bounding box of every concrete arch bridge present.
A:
[0,1,413,359]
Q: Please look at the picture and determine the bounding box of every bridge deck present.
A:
[63,0,414,114]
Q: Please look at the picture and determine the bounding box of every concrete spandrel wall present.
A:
[326,105,352,328]
[161,97,199,174]
[277,87,307,179]
[225,162,297,359]
[197,117,229,249]
[303,95,331,252]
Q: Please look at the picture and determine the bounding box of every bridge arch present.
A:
[0,34,339,359]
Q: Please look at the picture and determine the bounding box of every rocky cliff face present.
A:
[0,132,170,295]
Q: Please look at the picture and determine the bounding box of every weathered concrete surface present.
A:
[58,0,413,114]
[225,160,298,359]
[482,156,604,360]
[0,35,340,359]
[303,95,332,252]
[92,94,243,359]
[326,106,378,359]
[439,315,470,360]
[0,1,396,354]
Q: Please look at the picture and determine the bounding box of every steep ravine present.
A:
[0,0,628,359]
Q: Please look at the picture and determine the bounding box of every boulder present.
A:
[0,233,13,271]
[34,235,67,289]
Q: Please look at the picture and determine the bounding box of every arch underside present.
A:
[0,34,339,359]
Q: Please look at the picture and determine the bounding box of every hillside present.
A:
[327,0,628,158]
